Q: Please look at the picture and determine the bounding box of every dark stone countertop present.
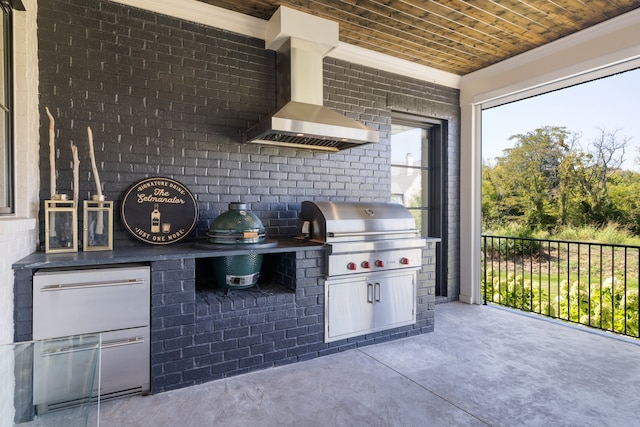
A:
[12,238,326,271]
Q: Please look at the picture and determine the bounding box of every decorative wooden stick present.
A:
[71,142,79,204]
[45,107,56,198]
[45,107,57,237]
[87,126,104,234]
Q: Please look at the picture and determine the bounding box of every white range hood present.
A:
[242,7,379,151]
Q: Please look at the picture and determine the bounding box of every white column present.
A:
[458,102,482,304]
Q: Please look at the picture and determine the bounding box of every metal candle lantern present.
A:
[83,194,113,251]
[44,194,78,253]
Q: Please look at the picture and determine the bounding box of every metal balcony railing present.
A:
[481,235,640,339]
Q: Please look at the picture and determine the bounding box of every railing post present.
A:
[482,235,487,305]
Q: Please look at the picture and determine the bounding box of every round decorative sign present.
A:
[121,177,198,245]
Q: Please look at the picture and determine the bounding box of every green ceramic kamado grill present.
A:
[207,203,271,289]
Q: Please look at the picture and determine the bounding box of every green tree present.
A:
[484,126,571,231]
[608,170,640,235]
[577,128,629,225]
[483,126,633,235]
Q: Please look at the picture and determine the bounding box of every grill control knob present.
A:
[361,261,371,269]
[400,257,410,265]
[375,260,384,267]
[347,262,357,271]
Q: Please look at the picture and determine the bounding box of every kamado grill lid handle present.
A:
[228,202,247,210]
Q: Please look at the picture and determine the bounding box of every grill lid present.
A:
[208,203,266,244]
[298,201,418,243]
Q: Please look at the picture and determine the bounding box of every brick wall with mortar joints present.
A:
[147,245,438,391]
[37,0,458,280]
[150,258,196,392]
[13,269,34,342]
[27,0,455,392]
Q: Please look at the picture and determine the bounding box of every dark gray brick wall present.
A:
[28,0,457,392]
[150,248,435,393]
[37,1,459,298]
[13,269,34,342]
[152,251,323,392]
[150,258,196,391]
[418,241,438,330]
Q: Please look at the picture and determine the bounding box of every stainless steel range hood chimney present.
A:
[242,7,379,151]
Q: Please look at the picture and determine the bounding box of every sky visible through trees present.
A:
[482,68,640,172]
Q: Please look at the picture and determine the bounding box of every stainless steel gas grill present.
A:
[297,201,426,342]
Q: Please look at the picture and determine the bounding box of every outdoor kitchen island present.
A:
[13,237,438,395]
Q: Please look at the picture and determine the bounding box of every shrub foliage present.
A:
[482,267,639,338]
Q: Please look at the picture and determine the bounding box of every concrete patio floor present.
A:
[91,302,640,426]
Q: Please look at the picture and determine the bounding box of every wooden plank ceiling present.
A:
[196,0,640,75]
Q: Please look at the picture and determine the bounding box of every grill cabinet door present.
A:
[373,272,416,329]
[325,270,417,343]
[325,277,374,341]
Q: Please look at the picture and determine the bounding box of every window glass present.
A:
[390,123,429,233]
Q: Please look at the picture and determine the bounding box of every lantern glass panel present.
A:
[83,198,113,251]
[45,197,78,253]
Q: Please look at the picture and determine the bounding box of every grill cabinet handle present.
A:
[40,336,145,355]
[101,336,145,349]
[40,278,144,292]
[328,230,418,238]
[40,342,100,357]
[374,282,381,302]
[367,283,374,303]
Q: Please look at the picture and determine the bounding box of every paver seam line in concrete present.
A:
[356,348,493,426]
